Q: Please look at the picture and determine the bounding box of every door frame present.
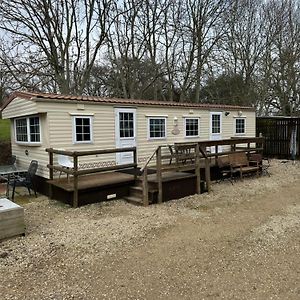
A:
[210,112,223,153]
[114,107,137,164]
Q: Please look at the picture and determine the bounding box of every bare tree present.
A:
[0,0,113,94]
[261,0,300,115]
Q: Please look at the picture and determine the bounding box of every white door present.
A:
[115,108,137,164]
[210,112,222,153]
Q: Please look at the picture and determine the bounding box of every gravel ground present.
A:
[0,159,300,299]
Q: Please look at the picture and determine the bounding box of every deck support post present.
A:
[156,147,163,203]
[73,154,78,208]
[133,148,138,181]
[195,145,201,194]
[48,148,53,199]
[205,157,211,193]
[142,167,149,206]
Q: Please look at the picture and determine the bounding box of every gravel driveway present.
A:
[1,159,300,299]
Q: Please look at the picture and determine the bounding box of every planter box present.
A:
[0,198,25,240]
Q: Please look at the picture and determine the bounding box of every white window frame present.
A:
[72,116,93,144]
[210,112,222,135]
[147,117,167,140]
[184,117,200,138]
[234,117,246,135]
[14,115,41,145]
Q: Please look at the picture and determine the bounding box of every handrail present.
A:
[140,146,159,173]
[175,137,264,147]
[45,147,136,157]
[46,146,138,208]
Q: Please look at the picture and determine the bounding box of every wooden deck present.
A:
[146,171,196,183]
[46,138,264,207]
[48,172,135,192]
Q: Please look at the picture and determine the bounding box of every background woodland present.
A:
[0,0,300,116]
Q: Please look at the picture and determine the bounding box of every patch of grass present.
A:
[0,119,10,141]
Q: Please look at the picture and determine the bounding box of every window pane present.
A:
[149,118,166,138]
[75,117,91,142]
[29,117,40,142]
[212,114,220,134]
[119,112,134,138]
[16,118,28,142]
[186,118,199,137]
[236,118,245,134]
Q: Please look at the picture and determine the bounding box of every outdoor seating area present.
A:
[0,157,38,201]
[228,152,260,179]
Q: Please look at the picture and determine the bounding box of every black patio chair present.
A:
[7,160,38,201]
[7,155,17,166]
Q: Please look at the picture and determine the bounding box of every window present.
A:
[73,116,93,143]
[15,116,41,143]
[29,117,41,142]
[148,117,166,139]
[185,118,199,137]
[235,118,245,134]
[211,114,221,134]
[119,112,134,138]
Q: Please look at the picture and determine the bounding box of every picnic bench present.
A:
[228,152,260,179]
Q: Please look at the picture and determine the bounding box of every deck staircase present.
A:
[124,143,212,206]
[124,179,158,206]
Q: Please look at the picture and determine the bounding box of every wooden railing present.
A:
[140,137,264,206]
[46,147,137,208]
[140,143,211,206]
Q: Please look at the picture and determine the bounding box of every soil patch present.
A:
[0,159,300,299]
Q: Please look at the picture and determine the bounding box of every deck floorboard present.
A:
[48,172,135,192]
[146,171,196,183]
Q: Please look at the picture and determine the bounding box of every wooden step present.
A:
[129,186,143,198]
[127,186,158,205]
[129,186,158,198]
[123,196,144,206]
[134,179,158,189]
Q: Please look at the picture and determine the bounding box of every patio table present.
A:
[0,165,27,197]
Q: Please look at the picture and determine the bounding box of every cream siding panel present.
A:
[46,103,117,169]
[2,98,38,119]
[10,114,50,178]
[134,107,256,163]
[8,98,256,178]
[136,106,209,162]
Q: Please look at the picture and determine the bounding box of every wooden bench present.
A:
[217,155,233,183]
[229,152,260,179]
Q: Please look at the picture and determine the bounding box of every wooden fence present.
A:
[256,117,300,159]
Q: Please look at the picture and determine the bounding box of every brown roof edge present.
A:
[1,90,255,112]
[1,91,38,112]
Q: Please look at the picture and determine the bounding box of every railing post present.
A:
[48,148,53,199]
[156,147,163,203]
[142,167,149,206]
[73,154,78,208]
[195,144,201,194]
[175,144,179,168]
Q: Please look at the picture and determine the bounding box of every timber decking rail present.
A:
[46,147,137,208]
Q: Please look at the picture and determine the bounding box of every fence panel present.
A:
[257,117,300,159]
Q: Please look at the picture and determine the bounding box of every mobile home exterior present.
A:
[1,91,256,179]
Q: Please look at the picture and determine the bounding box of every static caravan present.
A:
[1,91,256,185]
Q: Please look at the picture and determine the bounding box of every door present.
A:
[210,112,222,153]
[115,108,136,164]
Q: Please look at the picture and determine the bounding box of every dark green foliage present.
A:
[0,119,10,141]
[199,74,256,106]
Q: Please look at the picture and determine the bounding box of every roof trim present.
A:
[1,91,255,112]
